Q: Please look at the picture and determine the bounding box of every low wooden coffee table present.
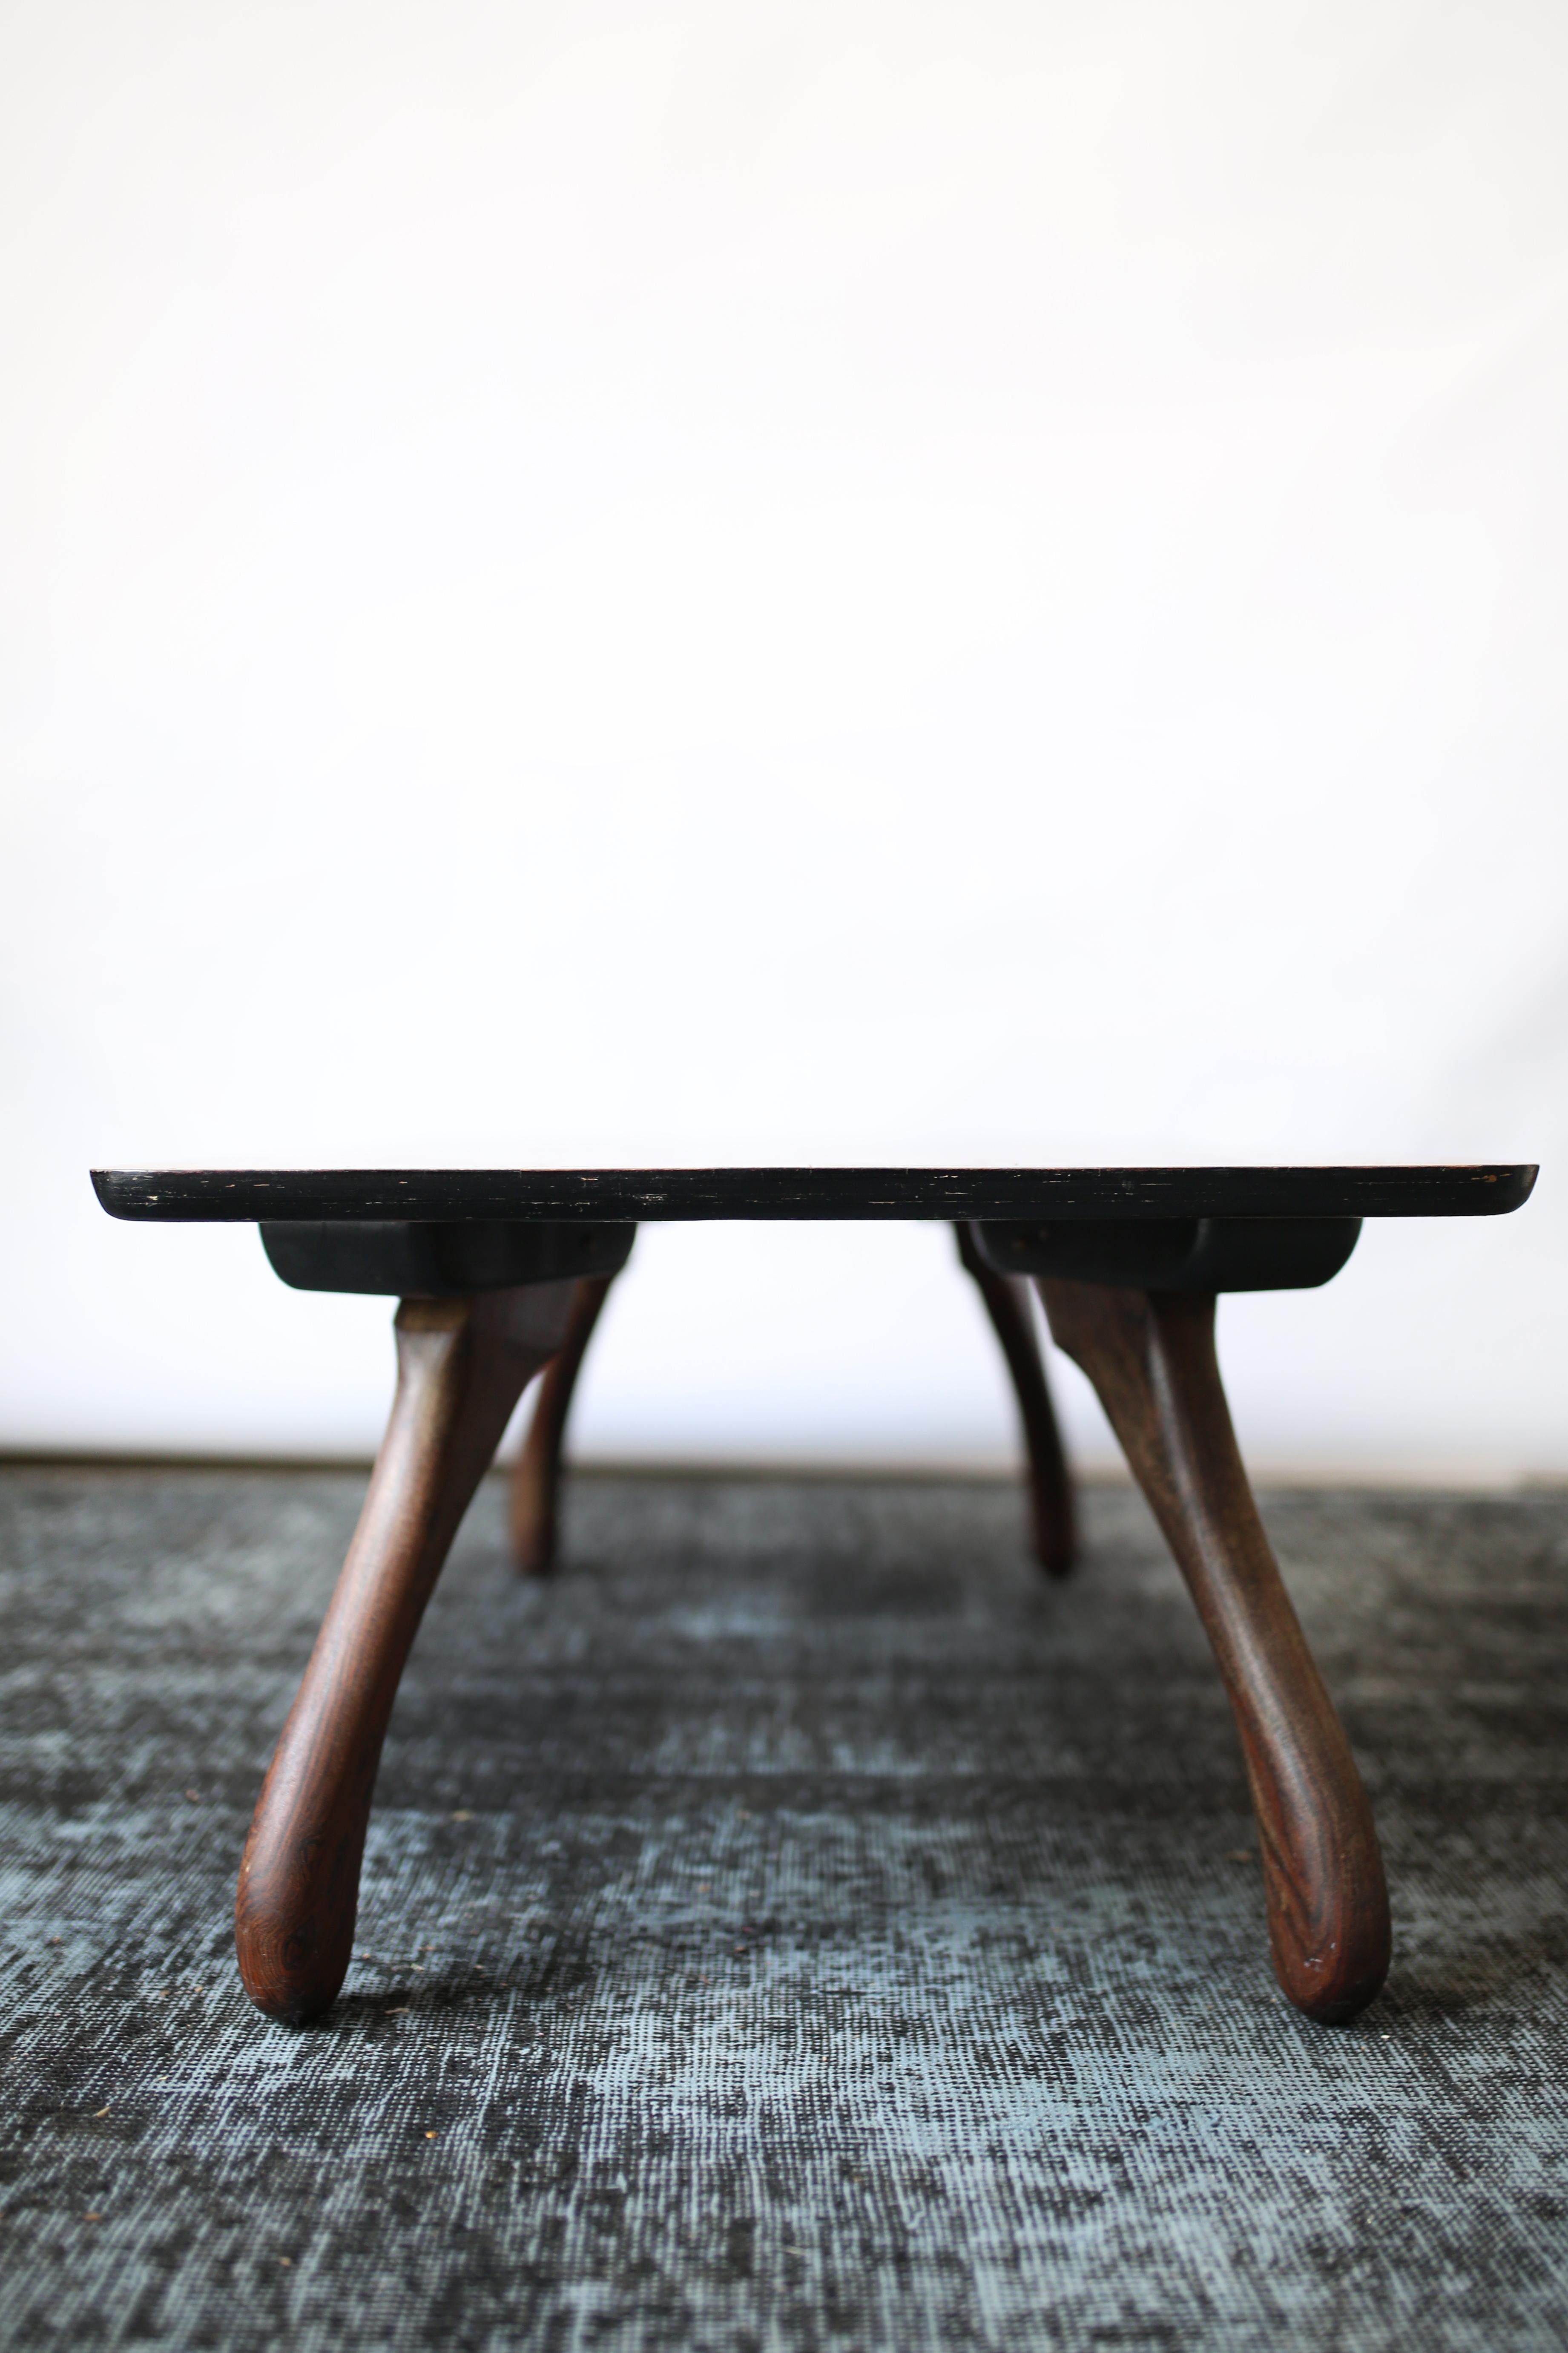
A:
[94,1164,1536,2030]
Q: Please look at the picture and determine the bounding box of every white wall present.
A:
[3,0,1565,1475]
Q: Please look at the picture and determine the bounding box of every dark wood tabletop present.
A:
[92,1165,1537,1223]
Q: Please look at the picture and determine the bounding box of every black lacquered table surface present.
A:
[92,1164,1537,1223]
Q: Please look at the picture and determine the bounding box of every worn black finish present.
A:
[974,1216,1362,1292]
[260,1220,636,1297]
[92,1164,1537,1225]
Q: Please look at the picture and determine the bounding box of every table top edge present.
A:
[89,1164,1540,1223]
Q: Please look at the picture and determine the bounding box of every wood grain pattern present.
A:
[1038,1278,1390,2023]
[234,1283,575,2023]
[510,1274,617,1576]
[954,1222,1075,1576]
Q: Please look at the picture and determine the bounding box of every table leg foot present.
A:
[956,1222,1076,1574]
[235,1283,576,2024]
[509,1274,616,1576]
[1038,1278,1390,2023]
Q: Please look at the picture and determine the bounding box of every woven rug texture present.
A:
[1,1465,1565,2349]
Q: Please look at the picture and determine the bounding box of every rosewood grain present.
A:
[510,1273,617,1576]
[954,1222,1075,1575]
[1038,1278,1390,2023]
[234,1283,575,2023]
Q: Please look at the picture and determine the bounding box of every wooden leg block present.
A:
[235,1281,576,2024]
[955,1222,1076,1575]
[1038,1278,1390,2024]
[509,1273,616,1576]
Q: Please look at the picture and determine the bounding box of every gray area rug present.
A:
[1,1464,1566,2349]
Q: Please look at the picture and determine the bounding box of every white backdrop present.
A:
[3,0,1565,1474]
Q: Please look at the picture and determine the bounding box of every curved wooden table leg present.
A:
[955,1222,1076,1575]
[509,1272,616,1576]
[1038,1278,1390,2024]
[235,1281,576,2025]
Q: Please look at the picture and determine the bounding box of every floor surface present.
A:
[1,1466,1566,2349]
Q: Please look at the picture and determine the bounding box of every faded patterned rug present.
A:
[1,1465,1566,2349]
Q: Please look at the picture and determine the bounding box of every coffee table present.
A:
[94,1163,1536,2031]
